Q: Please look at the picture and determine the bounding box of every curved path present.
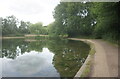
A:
[69,38,119,77]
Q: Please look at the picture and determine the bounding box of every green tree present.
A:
[2,15,18,35]
[0,17,3,36]
[29,22,43,34]
[90,2,119,42]
[50,2,94,37]
[19,21,31,34]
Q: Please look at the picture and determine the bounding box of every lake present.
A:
[1,38,90,77]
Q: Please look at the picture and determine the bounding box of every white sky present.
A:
[0,0,60,26]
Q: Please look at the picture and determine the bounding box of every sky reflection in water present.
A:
[2,48,60,77]
[1,38,90,77]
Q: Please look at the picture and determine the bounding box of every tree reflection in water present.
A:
[2,38,90,77]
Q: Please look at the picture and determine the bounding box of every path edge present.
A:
[68,38,95,77]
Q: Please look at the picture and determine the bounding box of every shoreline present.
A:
[0,35,49,39]
[69,38,118,77]
[1,37,25,39]
[68,38,95,77]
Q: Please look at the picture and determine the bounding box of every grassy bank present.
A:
[73,35,119,47]
[68,38,96,77]
[3,34,25,37]
[80,40,96,77]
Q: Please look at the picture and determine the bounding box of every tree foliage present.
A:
[1,15,31,36]
[19,21,31,34]
[1,2,119,43]
[90,2,119,42]
[29,22,48,35]
[49,2,95,37]
[0,15,48,36]
[2,15,18,35]
[49,2,119,42]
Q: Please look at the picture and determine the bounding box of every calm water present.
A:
[1,38,90,77]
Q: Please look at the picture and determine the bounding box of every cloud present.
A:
[0,0,60,25]
[2,48,57,77]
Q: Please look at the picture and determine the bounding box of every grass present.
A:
[80,41,96,77]
[3,34,24,37]
[102,39,119,47]
[72,35,94,39]
[89,44,96,55]
[81,60,91,77]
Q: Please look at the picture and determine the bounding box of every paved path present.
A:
[69,38,119,77]
[89,40,118,77]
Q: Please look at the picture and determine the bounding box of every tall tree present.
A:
[90,2,119,42]
[51,2,94,37]
[19,21,30,34]
[2,15,18,35]
[29,22,43,34]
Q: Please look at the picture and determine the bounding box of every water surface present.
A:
[1,38,90,77]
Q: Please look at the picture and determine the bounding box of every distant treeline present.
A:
[0,2,119,43]
[0,15,48,36]
[48,2,119,43]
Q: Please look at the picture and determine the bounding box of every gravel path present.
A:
[69,38,119,77]
[89,40,118,77]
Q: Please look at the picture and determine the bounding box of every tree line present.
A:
[48,2,119,42]
[0,15,48,36]
[0,2,119,43]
